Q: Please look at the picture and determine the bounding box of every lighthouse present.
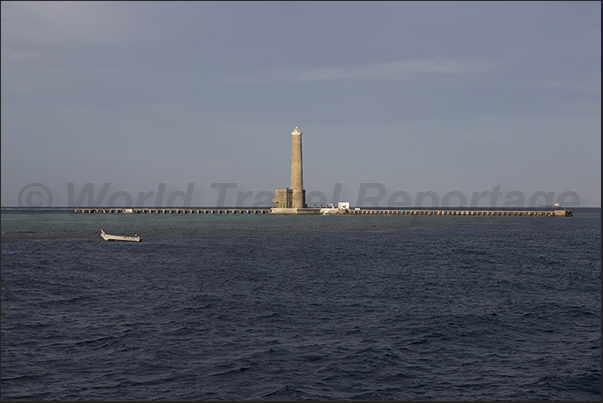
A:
[270,126,342,214]
[271,126,311,211]
[290,126,306,208]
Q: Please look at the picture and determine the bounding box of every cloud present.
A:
[0,46,42,65]
[1,1,142,45]
[296,59,496,81]
[530,79,601,93]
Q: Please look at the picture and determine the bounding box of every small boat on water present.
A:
[100,229,141,242]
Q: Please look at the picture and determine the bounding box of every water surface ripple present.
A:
[1,209,600,400]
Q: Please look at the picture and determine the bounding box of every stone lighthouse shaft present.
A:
[290,126,306,208]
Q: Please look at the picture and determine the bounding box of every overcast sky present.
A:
[2,1,600,207]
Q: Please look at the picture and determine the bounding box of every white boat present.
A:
[100,229,141,242]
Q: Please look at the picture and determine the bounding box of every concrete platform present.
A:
[269,208,321,215]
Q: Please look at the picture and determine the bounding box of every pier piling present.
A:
[73,208,572,217]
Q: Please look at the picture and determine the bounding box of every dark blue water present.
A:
[2,209,600,400]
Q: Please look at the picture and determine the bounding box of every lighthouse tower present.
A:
[290,126,306,208]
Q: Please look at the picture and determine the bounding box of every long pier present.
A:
[74,208,572,217]
[74,208,270,214]
[347,209,572,217]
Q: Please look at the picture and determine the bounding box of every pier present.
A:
[74,208,572,217]
[74,208,270,214]
[345,209,572,217]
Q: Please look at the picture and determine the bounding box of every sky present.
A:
[1,1,601,208]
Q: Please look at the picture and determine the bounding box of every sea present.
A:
[1,207,600,401]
